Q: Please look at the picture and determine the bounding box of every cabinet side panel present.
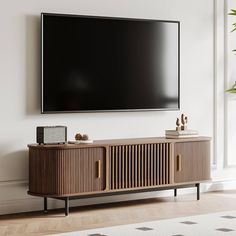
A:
[29,148,57,195]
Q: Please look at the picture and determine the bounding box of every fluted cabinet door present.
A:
[174,141,210,183]
[29,147,106,195]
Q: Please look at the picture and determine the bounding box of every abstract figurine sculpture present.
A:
[176,114,188,131]
[176,118,181,131]
[181,114,188,130]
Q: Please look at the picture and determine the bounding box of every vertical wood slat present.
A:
[164,143,167,184]
[150,144,153,186]
[147,144,150,186]
[160,144,162,185]
[122,146,125,189]
[166,143,169,184]
[153,144,156,186]
[135,145,138,187]
[157,144,159,185]
[144,144,147,187]
[163,143,166,184]
[125,145,128,189]
[110,147,112,190]
[138,145,140,187]
[141,145,144,187]
[115,147,119,189]
[108,143,171,190]
[119,146,122,189]
[129,146,132,188]
[132,145,135,188]
[113,146,115,190]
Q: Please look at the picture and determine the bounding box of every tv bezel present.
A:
[41,12,180,114]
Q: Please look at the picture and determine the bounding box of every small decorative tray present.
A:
[68,140,93,144]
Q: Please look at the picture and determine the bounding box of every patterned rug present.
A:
[53,211,236,236]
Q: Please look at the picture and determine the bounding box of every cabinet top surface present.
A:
[28,136,211,149]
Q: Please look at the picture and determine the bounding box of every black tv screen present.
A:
[41,13,180,113]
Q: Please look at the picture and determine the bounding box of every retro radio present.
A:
[36,126,67,144]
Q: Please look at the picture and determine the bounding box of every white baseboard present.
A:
[0,179,236,216]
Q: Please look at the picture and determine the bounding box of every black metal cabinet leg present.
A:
[65,197,69,216]
[44,197,48,213]
[174,189,177,197]
[196,183,200,200]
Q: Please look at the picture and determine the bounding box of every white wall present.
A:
[0,0,233,215]
[226,0,236,167]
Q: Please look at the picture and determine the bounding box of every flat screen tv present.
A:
[41,13,180,113]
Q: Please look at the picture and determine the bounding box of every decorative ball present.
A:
[75,133,82,140]
[82,134,89,140]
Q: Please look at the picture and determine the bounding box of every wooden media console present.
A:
[28,137,211,216]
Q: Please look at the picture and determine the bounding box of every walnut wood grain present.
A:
[108,143,172,190]
[29,147,106,195]
[174,141,211,183]
[28,137,211,198]
[28,136,211,149]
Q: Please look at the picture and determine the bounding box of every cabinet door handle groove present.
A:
[177,154,182,172]
[97,160,101,178]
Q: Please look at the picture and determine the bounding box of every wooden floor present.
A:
[1,190,236,236]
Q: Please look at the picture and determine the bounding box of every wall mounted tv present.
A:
[41,13,180,113]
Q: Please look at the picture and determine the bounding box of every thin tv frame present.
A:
[41,12,180,113]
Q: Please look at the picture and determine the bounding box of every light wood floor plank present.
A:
[0,190,236,235]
